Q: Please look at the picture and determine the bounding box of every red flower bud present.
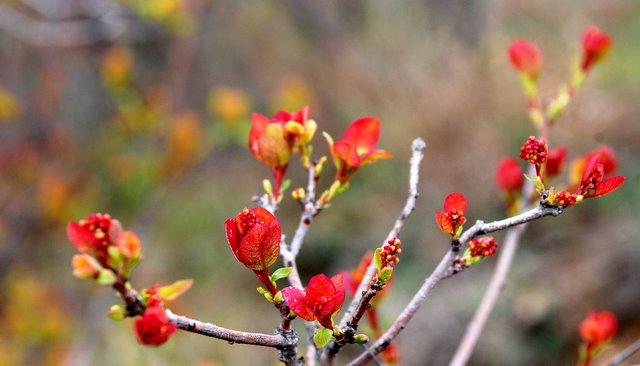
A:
[553,191,578,207]
[225,207,281,271]
[519,136,547,176]
[116,230,142,260]
[435,192,467,239]
[583,145,617,174]
[467,236,498,258]
[134,302,177,346]
[282,274,345,329]
[328,117,392,184]
[508,39,543,78]
[495,157,524,192]
[581,26,612,71]
[579,309,617,346]
[544,147,567,179]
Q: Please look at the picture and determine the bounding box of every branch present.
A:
[0,3,154,47]
[448,224,525,366]
[165,310,291,349]
[339,138,426,328]
[347,204,563,365]
[606,339,640,366]
[281,163,322,365]
[111,275,301,364]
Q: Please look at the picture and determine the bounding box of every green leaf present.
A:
[273,291,283,304]
[96,269,117,286]
[107,304,126,321]
[270,267,293,283]
[280,179,291,193]
[256,286,268,295]
[379,267,393,282]
[313,328,334,348]
[158,279,193,302]
[373,249,383,271]
[263,179,273,195]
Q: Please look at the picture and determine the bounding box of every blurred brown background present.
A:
[0,0,638,365]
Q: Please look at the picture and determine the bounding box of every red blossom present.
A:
[281,274,345,329]
[467,237,498,258]
[225,207,281,271]
[134,301,177,346]
[519,136,547,176]
[329,117,392,184]
[435,192,467,239]
[495,157,524,192]
[553,191,579,207]
[545,147,567,179]
[508,39,543,78]
[66,213,123,266]
[579,309,617,347]
[584,145,618,174]
[581,26,612,71]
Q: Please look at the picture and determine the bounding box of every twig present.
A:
[347,204,563,365]
[165,309,291,349]
[448,224,526,366]
[281,163,322,365]
[606,339,640,366]
[0,3,153,47]
[339,138,426,328]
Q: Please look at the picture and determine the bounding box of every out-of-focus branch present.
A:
[339,138,426,328]
[606,339,640,366]
[448,224,525,366]
[0,3,154,47]
[347,203,563,366]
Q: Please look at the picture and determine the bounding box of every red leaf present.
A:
[340,117,380,153]
[435,211,453,235]
[224,218,240,254]
[333,140,360,167]
[444,192,467,212]
[66,221,95,253]
[586,176,625,198]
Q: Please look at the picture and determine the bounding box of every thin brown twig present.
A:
[165,309,291,349]
[347,204,563,366]
[339,138,426,329]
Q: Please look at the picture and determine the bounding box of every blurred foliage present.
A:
[0,0,639,365]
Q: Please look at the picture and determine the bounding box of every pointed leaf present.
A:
[158,279,193,302]
[313,328,334,348]
[270,267,293,283]
[373,248,383,271]
[586,176,625,198]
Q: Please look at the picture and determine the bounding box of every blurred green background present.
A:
[0,1,639,365]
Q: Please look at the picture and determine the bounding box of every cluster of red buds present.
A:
[380,238,402,266]
[519,136,548,177]
[435,192,467,241]
[457,236,500,268]
[467,237,498,258]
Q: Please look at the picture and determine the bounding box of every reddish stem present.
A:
[253,268,278,296]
